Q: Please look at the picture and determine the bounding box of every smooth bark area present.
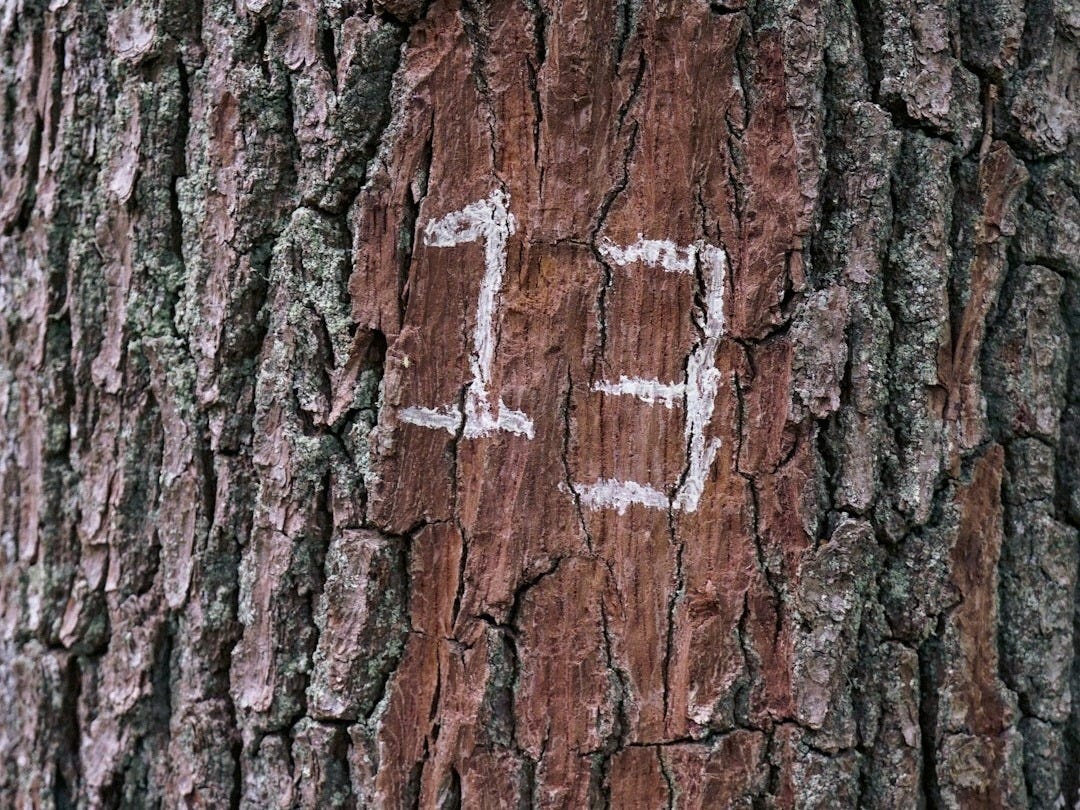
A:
[1,0,1078,806]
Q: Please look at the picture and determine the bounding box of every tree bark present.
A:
[1,0,1078,806]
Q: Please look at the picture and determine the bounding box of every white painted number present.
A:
[399,189,535,439]
[398,193,727,515]
[574,236,727,514]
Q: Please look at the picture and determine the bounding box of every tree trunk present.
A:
[1,0,1077,806]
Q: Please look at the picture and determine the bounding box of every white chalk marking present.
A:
[675,243,725,512]
[579,238,727,513]
[398,190,534,440]
[675,338,723,512]
[598,236,698,274]
[574,478,671,515]
[397,405,460,433]
[699,245,726,337]
[592,376,686,409]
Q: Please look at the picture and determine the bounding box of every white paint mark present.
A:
[699,245,726,337]
[398,190,535,440]
[578,238,727,513]
[592,376,686,409]
[675,244,726,512]
[397,405,460,433]
[675,336,723,512]
[574,478,670,515]
[598,236,698,274]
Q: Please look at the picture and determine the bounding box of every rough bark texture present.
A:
[1,0,1078,806]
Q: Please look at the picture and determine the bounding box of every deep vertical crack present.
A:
[559,367,594,552]
[588,121,640,383]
